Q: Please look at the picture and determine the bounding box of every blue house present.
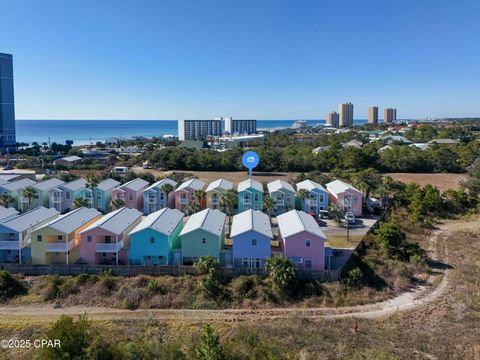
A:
[296,179,329,216]
[93,178,121,213]
[129,208,184,266]
[230,209,273,268]
[142,178,177,215]
[237,179,263,212]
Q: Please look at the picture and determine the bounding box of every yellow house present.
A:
[30,207,102,265]
[205,178,233,210]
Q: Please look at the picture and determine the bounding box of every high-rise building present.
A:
[368,106,378,126]
[384,108,397,123]
[224,117,257,134]
[0,53,16,151]
[178,119,223,141]
[326,111,339,127]
[338,102,354,127]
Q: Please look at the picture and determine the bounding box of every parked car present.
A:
[344,212,356,224]
[319,209,330,219]
[111,166,128,174]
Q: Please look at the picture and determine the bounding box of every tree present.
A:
[461,157,480,197]
[21,186,38,211]
[73,197,89,209]
[265,256,297,296]
[376,221,407,259]
[193,256,220,276]
[194,189,206,209]
[195,324,223,360]
[160,183,175,207]
[262,196,275,220]
[110,198,125,210]
[221,189,237,226]
[0,193,13,208]
[297,188,310,211]
[186,202,201,215]
[352,168,382,198]
[85,174,99,208]
[328,202,343,223]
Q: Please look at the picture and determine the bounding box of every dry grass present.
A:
[386,172,466,191]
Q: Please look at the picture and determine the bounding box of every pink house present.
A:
[277,210,326,270]
[174,178,205,212]
[79,207,143,265]
[111,178,149,210]
[326,180,363,216]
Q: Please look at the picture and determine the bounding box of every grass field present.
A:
[386,172,465,191]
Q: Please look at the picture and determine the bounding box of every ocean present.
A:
[16,119,369,145]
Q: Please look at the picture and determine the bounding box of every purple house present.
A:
[230,209,273,269]
[111,178,149,211]
[277,210,327,270]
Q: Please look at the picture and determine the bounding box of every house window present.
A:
[201,238,206,244]
[285,195,291,202]
[305,239,311,247]
[251,239,257,246]
[87,236,92,242]
[305,259,313,270]
[102,253,107,257]
[65,192,71,200]
[254,193,259,201]
[150,237,155,244]
[353,196,358,204]
[254,205,259,211]
[105,236,111,243]
[181,193,187,199]
[128,192,134,201]
[57,235,63,241]
[37,235,42,242]
[319,195,324,203]
[160,193,165,200]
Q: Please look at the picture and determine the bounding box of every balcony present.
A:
[147,197,157,204]
[96,240,124,253]
[179,198,189,205]
[0,241,19,250]
[45,239,76,252]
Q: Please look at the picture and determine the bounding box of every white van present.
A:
[111,166,128,175]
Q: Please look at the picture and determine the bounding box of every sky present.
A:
[1,0,479,120]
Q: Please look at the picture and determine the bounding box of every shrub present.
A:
[41,275,64,301]
[195,324,224,360]
[193,256,220,277]
[343,267,363,288]
[230,275,261,301]
[0,270,26,302]
[75,273,99,286]
[265,256,297,297]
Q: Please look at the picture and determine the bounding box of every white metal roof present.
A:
[58,155,82,162]
[144,178,177,192]
[40,207,101,234]
[296,179,327,193]
[0,206,19,221]
[175,178,205,192]
[205,178,233,193]
[267,179,295,194]
[81,207,143,235]
[326,179,361,195]
[0,178,37,192]
[62,178,87,191]
[0,207,59,233]
[277,210,326,239]
[230,209,272,238]
[129,208,184,236]
[237,179,263,193]
[116,178,149,192]
[179,208,226,237]
[33,178,65,192]
[96,178,121,191]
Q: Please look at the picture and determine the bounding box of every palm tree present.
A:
[73,197,89,209]
[85,174,99,208]
[221,189,238,226]
[297,189,310,211]
[21,186,38,212]
[329,203,343,224]
[194,190,206,209]
[0,194,13,208]
[160,183,175,208]
[263,196,275,220]
[186,202,201,215]
[110,198,125,210]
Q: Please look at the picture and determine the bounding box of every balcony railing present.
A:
[179,198,189,204]
[148,197,157,204]
[45,239,76,252]
[0,241,19,250]
[96,240,124,253]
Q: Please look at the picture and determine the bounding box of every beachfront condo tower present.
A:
[338,102,353,127]
[224,117,257,135]
[368,106,378,126]
[0,53,16,151]
[178,119,223,141]
[326,111,339,127]
[384,108,397,123]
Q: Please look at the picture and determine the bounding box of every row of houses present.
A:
[0,176,363,217]
[0,205,329,270]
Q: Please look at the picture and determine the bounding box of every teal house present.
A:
[128,208,184,266]
[92,178,121,213]
[266,179,296,215]
[237,179,264,212]
[179,208,226,264]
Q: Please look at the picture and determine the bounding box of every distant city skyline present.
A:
[1,0,479,120]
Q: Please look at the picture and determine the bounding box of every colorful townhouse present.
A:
[31,207,102,265]
[129,208,184,266]
[266,180,296,215]
[49,178,87,212]
[111,178,149,211]
[27,178,65,212]
[205,178,233,210]
[296,179,329,216]
[80,207,143,265]
[0,178,37,211]
[326,180,363,216]
[237,179,263,212]
[179,208,226,264]
[0,207,60,264]
[92,178,121,212]
[174,178,206,213]
[277,210,327,270]
[230,209,273,269]
[142,178,177,215]
[0,206,19,222]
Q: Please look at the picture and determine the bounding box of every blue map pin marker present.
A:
[242,151,260,177]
